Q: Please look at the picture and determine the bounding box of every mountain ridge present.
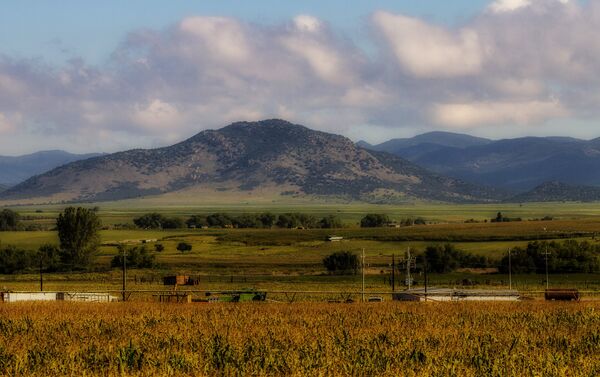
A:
[363,132,600,192]
[0,119,504,204]
[0,150,103,186]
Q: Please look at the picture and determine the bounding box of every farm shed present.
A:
[544,289,579,301]
[393,288,520,302]
[163,275,190,285]
[1,292,118,303]
[1,292,58,302]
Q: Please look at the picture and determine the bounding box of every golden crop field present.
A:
[0,302,598,376]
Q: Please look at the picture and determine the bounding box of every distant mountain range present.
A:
[0,120,503,204]
[509,181,600,203]
[362,132,600,192]
[0,150,102,187]
[2,123,599,205]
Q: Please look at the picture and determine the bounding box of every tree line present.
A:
[323,240,600,275]
[134,212,344,229]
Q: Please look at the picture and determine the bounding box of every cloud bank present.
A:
[1,0,600,153]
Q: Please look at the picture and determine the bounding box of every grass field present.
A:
[3,202,600,295]
[0,301,598,376]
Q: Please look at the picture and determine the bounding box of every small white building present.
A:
[1,291,118,303]
[393,288,520,302]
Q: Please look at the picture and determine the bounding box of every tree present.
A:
[0,245,33,274]
[0,209,20,231]
[133,213,165,229]
[56,207,102,269]
[186,215,208,229]
[360,214,390,228]
[323,251,359,275]
[38,244,61,272]
[319,215,343,229]
[258,213,277,228]
[176,242,192,252]
[111,245,155,268]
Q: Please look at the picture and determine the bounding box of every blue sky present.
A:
[1,1,491,65]
[0,0,598,154]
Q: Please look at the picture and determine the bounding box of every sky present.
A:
[0,0,598,155]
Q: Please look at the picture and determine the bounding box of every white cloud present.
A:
[3,4,600,154]
[132,99,181,131]
[373,11,486,78]
[489,0,570,13]
[0,112,16,134]
[432,100,567,128]
[293,15,322,33]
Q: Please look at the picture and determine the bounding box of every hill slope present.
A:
[0,150,102,186]
[0,120,504,204]
[509,181,600,203]
[365,133,600,191]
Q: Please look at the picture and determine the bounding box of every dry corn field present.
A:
[0,302,599,376]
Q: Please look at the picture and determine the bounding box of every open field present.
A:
[0,302,599,376]
[2,202,600,294]
[8,200,600,226]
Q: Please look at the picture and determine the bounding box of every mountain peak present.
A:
[0,119,500,204]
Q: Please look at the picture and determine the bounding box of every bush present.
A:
[0,209,20,231]
[154,244,164,252]
[133,213,184,229]
[499,240,600,274]
[276,213,317,229]
[360,214,390,228]
[0,245,34,274]
[319,215,343,229]
[323,251,360,275]
[111,245,156,269]
[176,242,192,252]
[423,244,490,273]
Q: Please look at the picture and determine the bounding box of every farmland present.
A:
[1,202,600,296]
[0,301,599,376]
[1,202,600,375]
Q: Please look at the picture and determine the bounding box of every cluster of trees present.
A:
[491,212,522,223]
[133,213,184,229]
[111,245,156,269]
[420,244,491,273]
[0,206,102,273]
[133,212,345,229]
[322,251,360,275]
[360,214,425,228]
[0,209,20,231]
[499,240,600,273]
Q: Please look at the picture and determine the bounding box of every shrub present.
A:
[0,209,20,231]
[323,251,359,275]
[111,245,156,268]
[360,214,390,228]
[176,242,192,252]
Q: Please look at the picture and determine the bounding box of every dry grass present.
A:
[0,301,598,376]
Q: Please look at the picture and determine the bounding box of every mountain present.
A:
[509,181,600,202]
[0,120,505,204]
[0,184,6,193]
[0,150,103,186]
[365,133,600,191]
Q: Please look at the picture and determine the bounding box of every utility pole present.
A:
[406,247,413,290]
[543,245,551,290]
[424,256,428,294]
[391,254,395,292]
[508,248,512,290]
[122,247,127,302]
[361,248,365,302]
[39,256,43,292]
